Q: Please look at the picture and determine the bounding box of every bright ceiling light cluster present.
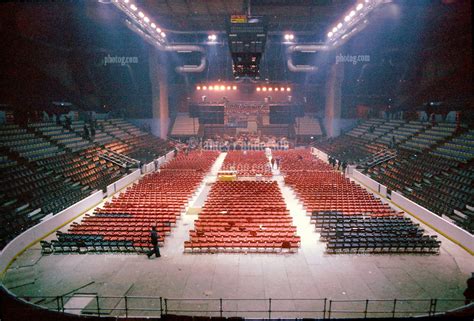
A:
[208,34,217,42]
[256,86,291,92]
[112,0,166,42]
[284,33,295,41]
[196,85,237,91]
[326,0,381,45]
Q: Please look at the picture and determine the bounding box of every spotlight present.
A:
[349,10,356,17]
[256,87,261,92]
[280,87,285,91]
[196,86,201,90]
[328,32,333,38]
[275,88,279,91]
[208,34,217,41]
[203,86,207,90]
[262,87,267,92]
[284,33,294,41]
[344,15,351,22]
[143,16,149,23]
[160,32,166,38]
[356,3,364,11]
[123,0,129,3]
[268,87,273,91]
[227,86,231,90]
[332,27,337,33]
[138,11,144,18]
[151,23,156,28]
[220,85,225,91]
[209,86,214,90]
[156,27,161,33]
[337,23,343,29]
[130,4,137,11]
[232,86,237,90]
[286,87,291,92]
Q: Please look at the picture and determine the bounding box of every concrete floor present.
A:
[2,154,473,319]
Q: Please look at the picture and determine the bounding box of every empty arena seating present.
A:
[42,151,219,254]
[221,150,272,176]
[295,116,322,137]
[276,150,440,254]
[0,124,62,161]
[401,122,457,151]
[29,122,92,151]
[171,113,199,136]
[431,129,474,163]
[314,135,386,163]
[185,181,300,252]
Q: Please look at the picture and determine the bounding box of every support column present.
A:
[149,49,169,139]
[325,62,344,138]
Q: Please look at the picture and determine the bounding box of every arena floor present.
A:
[3,155,473,319]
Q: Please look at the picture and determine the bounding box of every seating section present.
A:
[314,212,440,254]
[0,119,174,250]
[295,116,322,136]
[71,120,115,145]
[346,119,385,138]
[314,135,386,163]
[0,124,62,161]
[29,122,92,151]
[220,150,272,177]
[431,129,474,163]
[171,113,199,136]
[401,123,457,151]
[185,181,300,252]
[276,149,440,254]
[41,151,219,254]
[380,121,428,145]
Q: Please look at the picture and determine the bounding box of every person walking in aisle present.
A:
[146,225,161,259]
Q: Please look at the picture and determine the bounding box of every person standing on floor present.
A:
[146,225,161,259]
[271,157,276,170]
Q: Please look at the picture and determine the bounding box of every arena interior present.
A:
[0,1,473,320]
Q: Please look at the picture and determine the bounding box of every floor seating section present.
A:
[220,150,272,177]
[184,181,300,252]
[41,151,219,254]
[274,150,440,254]
[314,212,440,254]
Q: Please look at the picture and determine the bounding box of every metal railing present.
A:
[18,294,466,319]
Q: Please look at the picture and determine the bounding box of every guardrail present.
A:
[18,294,465,319]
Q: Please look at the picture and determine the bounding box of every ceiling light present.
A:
[262,87,267,92]
[156,27,161,33]
[349,10,356,17]
[123,0,129,3]
[337,23,343,29]
[232,86,237,90]
[143,17,149,23]
[356,3,364,11]
[196,86,201,90]
[208,34,217,41]
[286,87,291,92]
[203,86,207,90]
[160,32,166,37]
[256,87,261,92]
[327,32,333,38]
[227,86,231,90]
[275,88,279,91]
[209,86,214,90]
[344,15,351,22]
[332,27,337,33]
[130,4,137,11]
[269,87,273,91]
[280,87,285,91]
[151,23,156,28]
[138,11,144,18]
[220,85,225,91]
